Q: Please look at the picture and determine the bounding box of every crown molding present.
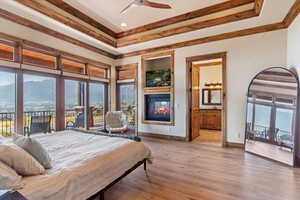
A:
[0,8,117,59]
[45,0,117,38]
[15,0,117,47]
[117,0,254,38]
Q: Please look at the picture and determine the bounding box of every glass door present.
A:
[65,79,86,129]
[89,82,106,130]
[117,83,137,133]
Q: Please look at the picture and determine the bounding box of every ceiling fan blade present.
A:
[142,0,172,9]
[120,0,139,14]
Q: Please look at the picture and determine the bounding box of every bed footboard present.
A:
[88,159,148,200]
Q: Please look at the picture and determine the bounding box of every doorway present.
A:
[186,52,227,146]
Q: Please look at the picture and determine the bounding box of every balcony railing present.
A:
[0,112,15,136]
[0,108,105,136]
[65,108,105,129]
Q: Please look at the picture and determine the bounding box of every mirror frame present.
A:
[202,88,222,105]
[244,67,300,167]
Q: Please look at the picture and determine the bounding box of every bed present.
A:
[15,130,151,200]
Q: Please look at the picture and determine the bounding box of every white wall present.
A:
[0,17,116,110]
[116,29,288,143]
[287,14,300,73]
[198,65,222,108]
[0,18,114,65]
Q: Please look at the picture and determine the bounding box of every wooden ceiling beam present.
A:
[0,8,117,59]
[254,0,264,15]
[117,9,257,47]
[15,0,117,47]
[117,0,300,58]
[117,22,285,58]
[45,0,117,38]
[117,0,254,38]
[282,0,300,27]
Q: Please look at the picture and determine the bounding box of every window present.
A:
[276,108,294,145]
[23,74,56,132]
[65,80,86,129]
[0,71,16,136]
[88,66,107,79]
[61,59,85,74]
[0,43,14,61]
[89,82,106,129]
[246,102,253,125]
[254,104,271,139]
[22,49,56,69]
[117,83,136,126]
[117,67,136,80]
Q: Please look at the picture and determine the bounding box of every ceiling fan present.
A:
[121,0,172,14]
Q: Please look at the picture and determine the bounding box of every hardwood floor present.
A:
[105,137,300,200]
[246,140,293,166]
[196,129,222,143]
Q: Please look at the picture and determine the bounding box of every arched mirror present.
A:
[245,67,300,167]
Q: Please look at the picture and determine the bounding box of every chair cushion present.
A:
[106,112,124,128]
[0,161,22,190]
[13,134,52,169]
[0,141,45,176]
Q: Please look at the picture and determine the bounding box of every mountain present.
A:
[0,80,105,109]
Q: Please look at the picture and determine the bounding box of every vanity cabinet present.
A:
[200,109,221,130]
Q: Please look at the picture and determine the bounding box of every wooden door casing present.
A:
[191,65,200,140]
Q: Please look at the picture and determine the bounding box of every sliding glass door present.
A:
[23,74,56,133]
[65,79,86,129]
[89,82,107,130]
[117,83,136,128]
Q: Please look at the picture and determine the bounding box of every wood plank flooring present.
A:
[197,129,222,143]
[105,137,300,200]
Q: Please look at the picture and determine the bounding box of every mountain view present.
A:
[0,79,106,112]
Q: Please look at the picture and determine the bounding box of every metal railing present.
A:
[24,110,56,132]
[1,108,106,136]
[0,112,15,136]
[250,124,293,145]
[65,108,105,129]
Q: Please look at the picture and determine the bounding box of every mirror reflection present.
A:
[245,67,298,166]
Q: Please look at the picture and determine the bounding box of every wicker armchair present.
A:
[105,111,128,134]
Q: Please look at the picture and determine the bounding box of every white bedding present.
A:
[17,130,151,200]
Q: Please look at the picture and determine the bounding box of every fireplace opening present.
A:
[145,94,171,122]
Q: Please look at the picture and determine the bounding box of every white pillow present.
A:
[0,142,45,176]
[0,161,22,190]
[13,134,52,169]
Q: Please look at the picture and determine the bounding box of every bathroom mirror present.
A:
[202,89,222,105]
[245,67,300,166]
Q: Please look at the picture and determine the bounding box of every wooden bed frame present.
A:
[0,130,149,200]
[88,158,148,200]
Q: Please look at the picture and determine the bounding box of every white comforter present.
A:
[17,130,151,200]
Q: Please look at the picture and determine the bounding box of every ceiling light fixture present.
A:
[121,23,127,27]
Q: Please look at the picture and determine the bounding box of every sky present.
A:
[0,72,51,86]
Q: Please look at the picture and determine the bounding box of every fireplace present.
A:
[145,94,171,122]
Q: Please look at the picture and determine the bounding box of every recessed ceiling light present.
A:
[121,23,127,27]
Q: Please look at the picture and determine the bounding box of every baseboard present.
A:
[225,142,245,148]
[138,132,187,141]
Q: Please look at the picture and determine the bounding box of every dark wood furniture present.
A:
[0,190,27,200]
[200,109,221,130]
[24,115,52,136]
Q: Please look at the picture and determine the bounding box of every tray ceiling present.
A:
[65,0,228,32]
[0,0,298,59]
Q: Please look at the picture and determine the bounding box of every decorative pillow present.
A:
[0,161,22,190]
[13,134,52,169]
[0,141,45,176]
